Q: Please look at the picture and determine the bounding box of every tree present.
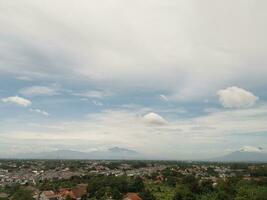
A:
[129,177,144,192]
[12,189,34,200]
[182,175,200,193]
[198,193,218,200]
[66,195,74,200]
[215,191,231,200]
[111,188,122,200]
[173,185,195,200]
[166,176,177,187]
[140,190,156,200]
[173,191,183,200]
[216,178,237,198]
[235,185,267,200]
[95,187,108,199]
[200,179,213,194]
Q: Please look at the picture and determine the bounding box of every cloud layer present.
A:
[20,85,59,96]
[1,105,267,158]
[0,0,267,101]
[0,0,267,158]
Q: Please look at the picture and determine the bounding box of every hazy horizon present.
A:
[1,0,267,160]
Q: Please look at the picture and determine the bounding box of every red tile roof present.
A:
[124,193,142,200]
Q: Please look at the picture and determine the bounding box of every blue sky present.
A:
[0,0,267,159]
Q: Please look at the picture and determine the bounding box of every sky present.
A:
[0,0,267,159]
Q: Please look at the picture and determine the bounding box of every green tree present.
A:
[235,185,267,200]
[173,185,195,200]
[111,188,122,200]
[182,175,200,194]
[129,177,144,192]
[200,179,213,194]
[66,195,74,200]
[215,191,231,200]
[198,193,217,200]
[12,189,34,200]
[140,190,156,200]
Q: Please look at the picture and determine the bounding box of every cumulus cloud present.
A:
[20,85,59,96]
[142,112,167,125]
[2,96,31,107]
[217,87,258,108]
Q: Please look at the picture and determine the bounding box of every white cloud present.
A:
[16,76,33,81]
[73,90,112,99]
[20,85,59,96]
[29,108,49,116]
[217,86,258,108]
[159,94,169,102]
[142,112,167,125]
[92,100,103,106]
[239,145,265,153]
[2,96,31,107]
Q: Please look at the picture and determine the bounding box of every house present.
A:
[0,192,8,199]
[39,191,60,200]
[58,184,87,200]
[72,184,87,199]
[58,188,74,199]
[123,193,142,200]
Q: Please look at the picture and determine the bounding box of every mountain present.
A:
[88,147,141,159]
[210,150,267,163]
[15,150,90,160]
[12,147,143,160]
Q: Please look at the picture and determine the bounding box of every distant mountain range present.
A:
[3,146,267,162]
[210,148,267,162]
[10,147,144,160]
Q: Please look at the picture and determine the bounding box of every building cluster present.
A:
[39,190,142,200]
[0,167,83,187]
[0,160,262,200]
[39,184,87,200]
